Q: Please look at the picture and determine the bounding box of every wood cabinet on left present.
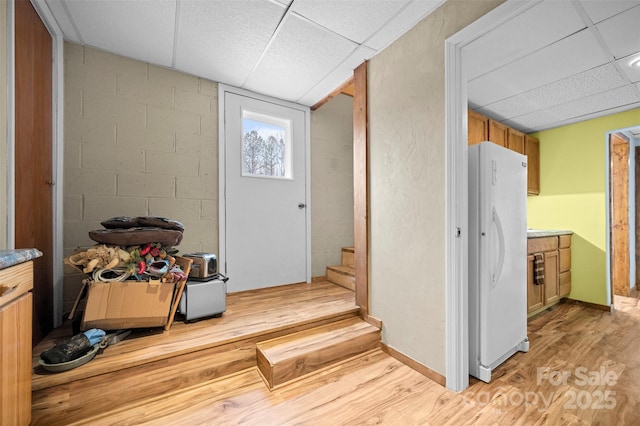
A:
[0,261,34,426]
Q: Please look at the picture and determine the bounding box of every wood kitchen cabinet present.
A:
[467,109,540,195]
[559,234,572,297]
[527,235,571,316]
[488,119,508,147]
[543,250,560,306]
[468,109,489,145]
[525,135,540,195]
[507,127,525,155]
[0,261,34,426]
[527,255,544,313]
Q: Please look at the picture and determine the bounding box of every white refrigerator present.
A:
[468,141,529,383]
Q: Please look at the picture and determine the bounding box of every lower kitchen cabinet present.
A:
[527,234,571,316]
[543,250,560,306]
[0,261,34,426]
[559,234,572,297]
[527,255,544,313]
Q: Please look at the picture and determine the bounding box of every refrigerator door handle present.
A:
[492,207,505,287]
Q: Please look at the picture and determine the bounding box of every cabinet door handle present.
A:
[0,284,17,297]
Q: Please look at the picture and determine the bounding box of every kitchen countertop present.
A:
[0,248,43,270]
[527,229,573,238]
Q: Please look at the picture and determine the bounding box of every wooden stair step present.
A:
[341,247,355,267]
[326,265,355,291]
[30,282,359,425]
[256,317,380,389]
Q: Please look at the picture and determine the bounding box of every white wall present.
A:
[310,94,354,277]
[368,0,503,376]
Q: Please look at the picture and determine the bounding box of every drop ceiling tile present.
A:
[174,0,286,87]
[476,63,627,120]
[297,45,376,106]
[244,13,358,102]
[464,0,586,81]
[364,0,443,51]
[579,0,640,24]
[505,86,640,132]
[45,0,82,43]
[291,0,409,44]
[468,29,610,108]
[62,0,177,67]
[617,53,640,83]
[596,4,640,59]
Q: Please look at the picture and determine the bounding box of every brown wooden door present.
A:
[610,133,630,297]
[15,0,54,344]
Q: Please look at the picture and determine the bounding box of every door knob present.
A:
[298,203,306,209]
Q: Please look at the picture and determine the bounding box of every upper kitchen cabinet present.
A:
[488,119,508,147]
[468,109,489,146]
[525,135,540,195]
[467,109,540,195]
[507,127,525,155]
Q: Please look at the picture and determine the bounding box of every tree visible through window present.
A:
[242,114,290,178]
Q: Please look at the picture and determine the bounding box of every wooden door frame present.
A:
[8,0,65,327]
[609,133,630,298]
[353,62,369,315]
[605,129,638,305]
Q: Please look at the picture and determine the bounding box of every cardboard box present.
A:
[81,279,175,330]
[69,255,193,331]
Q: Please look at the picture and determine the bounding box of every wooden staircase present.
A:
[326,247,355,290]
[30,281,379,424]
[256,317,380,389]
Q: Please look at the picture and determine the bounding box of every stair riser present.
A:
[327,269,355,291]
[341,250,355,267]
[31,311,360,425]
[31,341,258,425]
[266,331,380,388]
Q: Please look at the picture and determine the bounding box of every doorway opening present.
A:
[607,126,640,309]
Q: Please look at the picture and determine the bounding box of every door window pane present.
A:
[242,109,292,179]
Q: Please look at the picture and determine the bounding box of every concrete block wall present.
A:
[63,42,218,312]
[310,94,354,277]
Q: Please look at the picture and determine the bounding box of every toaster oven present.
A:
[182,253,217,280]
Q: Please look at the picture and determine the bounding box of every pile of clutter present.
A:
[65,216,187,283]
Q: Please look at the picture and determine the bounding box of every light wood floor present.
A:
[56,296,640,425]
[32,281,359,391]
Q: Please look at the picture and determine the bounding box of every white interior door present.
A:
[223,90,309,292]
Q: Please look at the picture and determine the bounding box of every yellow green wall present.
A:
[527,108,640,305]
